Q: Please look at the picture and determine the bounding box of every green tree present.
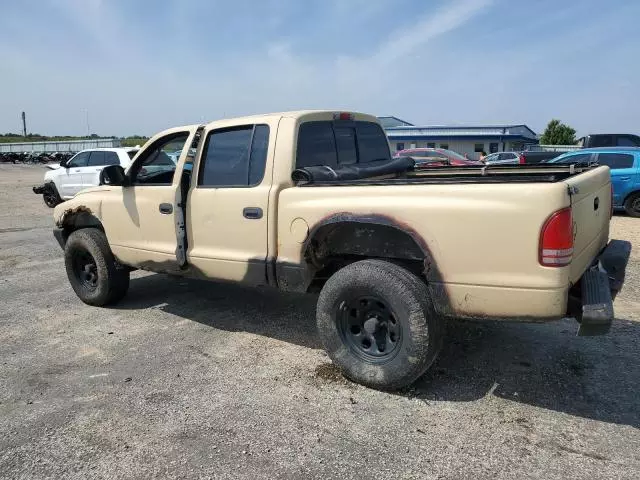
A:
[540,119,577,145]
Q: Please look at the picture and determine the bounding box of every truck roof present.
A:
[168,110,378,133]
[150,111,380,144]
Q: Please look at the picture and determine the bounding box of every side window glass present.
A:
[199,124,270,187]
[131,133,189,185]
[67,152,90,168]
[597,153,634,169]
[249,125,269,185]
[104,152,120,166]
[87,151,106,167]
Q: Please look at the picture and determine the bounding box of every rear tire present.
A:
[316,259,444,390]
[64,228,130,306]
[624,193,640,218]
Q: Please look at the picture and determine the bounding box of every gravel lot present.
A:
[1,164,639,479]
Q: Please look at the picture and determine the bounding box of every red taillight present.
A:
[539,207,573,267]
[334,112,354,121]
[518,154,525,165]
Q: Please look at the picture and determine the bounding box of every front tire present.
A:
[316,259,443,390]
[624,193,640,218]
[64,228,130,306]
[42,183,62,208]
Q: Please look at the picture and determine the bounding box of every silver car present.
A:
[484,152,523,165]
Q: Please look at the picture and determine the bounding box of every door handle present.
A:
[243,207,263,219]
[594,197,599,211]
[159,203,173,214]
[619,177,630,181]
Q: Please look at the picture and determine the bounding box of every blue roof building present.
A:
[378,116,539,160]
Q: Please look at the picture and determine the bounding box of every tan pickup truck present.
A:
[52,111,630,389]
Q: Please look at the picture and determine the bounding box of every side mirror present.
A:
[99,165,127,186]
[60,159,68,167]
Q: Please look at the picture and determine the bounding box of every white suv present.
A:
[33,148,139,207]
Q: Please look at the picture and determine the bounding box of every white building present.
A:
[379,116,539,161]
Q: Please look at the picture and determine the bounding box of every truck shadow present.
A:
[117,273,640,429]
[118,273,321,349]
[408,318,640,428]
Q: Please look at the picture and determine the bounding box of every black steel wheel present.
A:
[71,249,99,291]
[317,259,444,390]
[338,296,402,362]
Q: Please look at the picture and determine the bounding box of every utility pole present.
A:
[85,109,90,137]
[21,111,27,137]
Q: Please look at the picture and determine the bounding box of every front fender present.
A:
[53,193,104,229]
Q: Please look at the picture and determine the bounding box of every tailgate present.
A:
[565,166,611,284]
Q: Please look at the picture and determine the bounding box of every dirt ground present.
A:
[1,164,639,479]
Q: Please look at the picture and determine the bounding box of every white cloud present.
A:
[372,0,494,66]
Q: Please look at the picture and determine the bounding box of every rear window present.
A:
[597,153,634,169]
[296,121,390,169]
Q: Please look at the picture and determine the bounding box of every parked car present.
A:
[474,151,559,165]
[547,147,640,217]
[33,148,139,207]
[578,134,640,148]
[50,110,630,390]
[518,150,563,164]
[483,152,524,165]
[527,134,640,157]
[394,148,483,167]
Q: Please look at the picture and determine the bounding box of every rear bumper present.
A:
[576,239,631,336]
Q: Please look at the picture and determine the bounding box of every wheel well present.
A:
[623,190,640,204]
[304,221,427,291]
[56,208,104,246]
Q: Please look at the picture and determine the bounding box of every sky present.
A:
[0,0,639,137]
